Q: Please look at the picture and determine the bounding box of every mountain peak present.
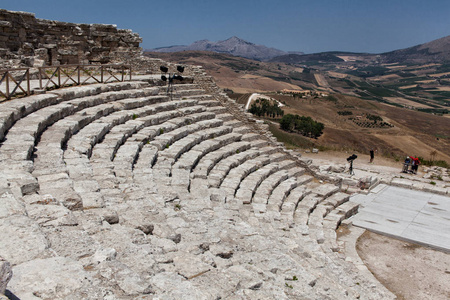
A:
[149,37,289,61]
[223,36,255,46]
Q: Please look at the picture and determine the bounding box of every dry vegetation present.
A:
[146,50,450,165]
[258,93,450,163]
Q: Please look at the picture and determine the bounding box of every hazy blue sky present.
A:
[2,0,450,53]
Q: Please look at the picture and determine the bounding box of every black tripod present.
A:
[160,65,184,99]
[349,160,355,175]
[347,154,357,176]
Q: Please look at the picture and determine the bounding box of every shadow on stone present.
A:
[5,290,20,300]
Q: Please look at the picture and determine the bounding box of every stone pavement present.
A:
[350,184,450,252]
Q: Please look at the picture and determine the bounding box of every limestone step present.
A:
[214,113,235,122]
[267,177,303,212]
[224,119,243,128]
[280,185,311,223]
[0,94,59,141]
[249,139,269,148]
[2,90,165,163]
[173,132,242,171]
[105,114,223,186]
[98,105,207,163]
[191,141,252,180]
[182,94,215,101]
[0,81,149,141]
[68,98,195,159]
[205,106,227,114]
[197,99,221,107]
[51,81,150,101]
[208,149,261,188]
[174,88,206,97]
[241,132,260,142]
[150,118,223,151]
[159,125,233,164]
[235,162,284,205]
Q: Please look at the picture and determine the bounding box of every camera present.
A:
[347,154,357,162]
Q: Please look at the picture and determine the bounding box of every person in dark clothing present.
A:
[402,156,411,173]
[369,148,375,163]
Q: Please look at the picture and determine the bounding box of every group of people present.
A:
[402,156,420,174]
[368,148,420,175]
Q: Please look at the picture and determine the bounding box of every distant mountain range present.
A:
[380,35,450,63]
[270,35,450,64]
[149,36,303,61]
[149,35,450,64]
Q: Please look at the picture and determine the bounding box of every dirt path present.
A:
[245,93,285,110]
[357,231,450,300]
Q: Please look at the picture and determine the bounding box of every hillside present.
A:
[269,35,450,65]
[147,36,450,164]
[144,50,314,93]
[381,35,450,63]
[231,92,450,164]
[269,51,374,64]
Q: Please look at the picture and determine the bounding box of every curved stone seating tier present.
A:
[153,124,233,177]
[207,145,276,188]
[191,140,252,180]
[0,79,395,299]
[234,158,294,204]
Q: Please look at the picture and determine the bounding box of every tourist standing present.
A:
[402,156,411,173]
[411,156,420,174]
[369,148,376,163]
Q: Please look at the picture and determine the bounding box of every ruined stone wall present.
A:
[0,9,142,68]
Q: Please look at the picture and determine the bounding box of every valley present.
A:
[146,37,450,165]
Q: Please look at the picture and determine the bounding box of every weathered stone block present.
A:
[0,257,12,295]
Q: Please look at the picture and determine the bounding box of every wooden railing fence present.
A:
[0,64,132,101]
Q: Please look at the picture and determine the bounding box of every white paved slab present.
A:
[351,184,450,252]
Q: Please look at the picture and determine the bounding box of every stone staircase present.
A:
[0,79,395,299]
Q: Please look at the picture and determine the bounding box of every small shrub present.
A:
[338,111,353,116]
[430,181,436,185]
[132,113,138,120]
[159,128,164,134]
[280,114,324,138]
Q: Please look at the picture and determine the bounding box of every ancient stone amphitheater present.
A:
[0,9,397,300]
[0,63,398,299]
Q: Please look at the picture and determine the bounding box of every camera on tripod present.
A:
[347,154,357,162]
[347,154,357,175]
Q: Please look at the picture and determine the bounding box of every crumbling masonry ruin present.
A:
[0,9,142,68]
